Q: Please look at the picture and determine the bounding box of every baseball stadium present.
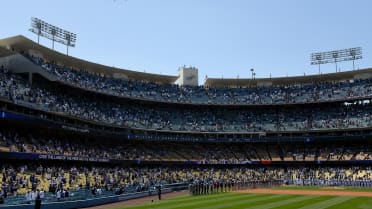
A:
[0,1,372,209]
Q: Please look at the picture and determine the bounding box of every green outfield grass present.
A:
[112,192,372,209]
[273,185,372,192]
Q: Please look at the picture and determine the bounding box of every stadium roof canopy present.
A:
[0,35,178,84]
[205,68,372,88]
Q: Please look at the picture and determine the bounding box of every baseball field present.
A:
[108,187,372,209]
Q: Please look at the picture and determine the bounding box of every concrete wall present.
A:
[0,54,57,82]
[178,66,198,86]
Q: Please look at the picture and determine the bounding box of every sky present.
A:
[1,0,371,83]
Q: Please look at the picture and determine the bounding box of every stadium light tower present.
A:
[29,17,77,55]
[349,48,361,70]
[310,47,362,73]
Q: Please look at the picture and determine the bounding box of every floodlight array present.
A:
[310,47,362,65]
[29,17,76,47]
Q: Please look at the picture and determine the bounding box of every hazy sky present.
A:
[1,0,371,83]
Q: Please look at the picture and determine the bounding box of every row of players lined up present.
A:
[1,165,372,199]
[1,68,372,133]
[25,54,372,105]
[1,130,371,162]
[188,179,283,196]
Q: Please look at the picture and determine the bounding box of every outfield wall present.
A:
[0,188,172,209]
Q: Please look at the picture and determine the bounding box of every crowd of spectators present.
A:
[1,60,372,206]
[0,131,163,161]
[0,164,185,204]
[1,67,371,133]
[0,130,371,164]
[25,54,372,105]
[1,164,372,201]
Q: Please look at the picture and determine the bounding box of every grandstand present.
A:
[0,35,371,209]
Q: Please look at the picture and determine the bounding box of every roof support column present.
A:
[28,72,33,86]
